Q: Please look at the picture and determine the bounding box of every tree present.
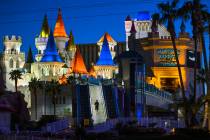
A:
[46,79,61,116]
[67,75,77,126]
[199,11,210,129]
[154,0,189,127]
[9,70,22,92]
[29,78,42,120]
[179,0,207,111]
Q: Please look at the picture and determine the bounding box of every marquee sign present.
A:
[156,48,180,66]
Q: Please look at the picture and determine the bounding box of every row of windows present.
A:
[9,59,19,68]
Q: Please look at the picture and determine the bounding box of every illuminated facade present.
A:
[125,12,201,93]
[125,12,170,51]
[0,36,26,91]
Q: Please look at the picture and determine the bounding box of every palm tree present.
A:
[197,69,206,96]
[67,75,77,125]
[46,79,61,116]
[187,83,206,127]
[9,69,22,92]
[180,0,207,108]
[155,0,189,126]
[29,78,42,120]
[200,11,210,129]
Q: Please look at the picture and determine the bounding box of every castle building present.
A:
[125,12,170,51]
[124,12,201,93]
[31,30,65,81]
[0,10,185,121]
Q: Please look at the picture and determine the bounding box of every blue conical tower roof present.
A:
[96,34,115,66]
[41,30,63,62]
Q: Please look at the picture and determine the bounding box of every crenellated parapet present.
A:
[3,35,22,54]
[3,35,22,42]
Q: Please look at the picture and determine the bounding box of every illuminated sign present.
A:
[186,50,200,68]
[156,48,180,66]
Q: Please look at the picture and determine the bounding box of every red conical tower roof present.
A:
[54,8,68,37]
[71,47,88,74]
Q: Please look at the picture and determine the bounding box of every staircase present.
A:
[89,84,107,124]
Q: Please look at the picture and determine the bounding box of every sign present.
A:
[186,50,200,68]
[156,48,180,67]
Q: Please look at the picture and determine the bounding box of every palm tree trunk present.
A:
[15,79,18,93]
[34,91,37,120]
[169,25,189,127]
[53,91,56,116]
[207,24,210,130]
[193,33,198,103]
[202,102,208,127]
[199,31,209,129]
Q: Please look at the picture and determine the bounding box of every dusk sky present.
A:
[0,0,209,55]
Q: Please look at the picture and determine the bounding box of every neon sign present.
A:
[156,48,180,66]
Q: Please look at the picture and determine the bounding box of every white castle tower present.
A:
[97,32,117,59]
[35,15,50,62]
[53,8,69,57]
[1,35,25,91]
[125,15,132,51]
[125,11,170,50]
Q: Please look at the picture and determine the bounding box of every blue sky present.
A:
[0,0,209,55]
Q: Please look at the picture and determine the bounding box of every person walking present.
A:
[94,100,99,112]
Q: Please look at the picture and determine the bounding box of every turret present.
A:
[3,35,22,54]
[53,8,69,56]
[35,15,50,61]
[71,47,88,74]
[97,32,117,59]
[24,47,34,73]
[125,15,132,51]
[66,31,76,66]
[2,35,25,91]
[179,20,189,38]
[31,30,64,80]
[94,34,118,79]
[128,21,137,51]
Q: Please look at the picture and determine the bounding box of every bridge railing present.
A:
[137,83,173,102]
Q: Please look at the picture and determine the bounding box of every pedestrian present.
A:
[94,100,99,111]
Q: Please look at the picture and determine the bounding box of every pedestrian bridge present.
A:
[136,83,173,109]
[88,78,173,110]
[74,78,174,126]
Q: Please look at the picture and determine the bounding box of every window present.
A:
[9,59,13,68]
[16,60,19,68]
